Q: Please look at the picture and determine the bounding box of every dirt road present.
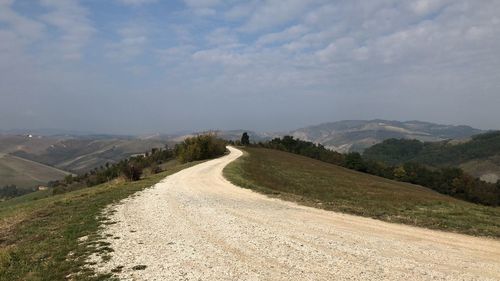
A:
[90,147,500,280]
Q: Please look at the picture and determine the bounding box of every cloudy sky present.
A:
[0,0,499,134]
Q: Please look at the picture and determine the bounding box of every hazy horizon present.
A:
[1,1,499,134]
[0,118,492,137]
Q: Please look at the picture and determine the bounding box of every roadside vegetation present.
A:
[0,133,227,280]
[175,134,227,163]
[45,146,173,196]
[224,147,500,237]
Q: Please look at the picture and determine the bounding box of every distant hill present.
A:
[363,131,500,183]
[289,120,483,153]
[0,119,487,187]
[0,154,71,190]
[0,132,172,166]
[10,136,170,174]
[210,130,272,142]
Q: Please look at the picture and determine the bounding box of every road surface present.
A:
[90,147,500,280]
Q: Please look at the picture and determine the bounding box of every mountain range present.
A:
[286,120,483,153]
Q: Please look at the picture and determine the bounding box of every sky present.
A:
[0,0,499,134]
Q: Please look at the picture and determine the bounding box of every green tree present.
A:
[175,134,227,163]
[121,162,143,181]
[393,166,407,181]
[64,175,75,185]
[343,152,366,172]
[241,132,250,145]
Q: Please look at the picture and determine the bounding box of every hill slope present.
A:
[224,147,500,237]
[0,154,70,190]
[9,136,169,174]
[363,131,500,182]
[289,119,483,152]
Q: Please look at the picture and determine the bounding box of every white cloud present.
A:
[2,0,500,131]
[225,1,256,21]
[183,0,220,8]
[0,0,45,43]
[156,45,195,65]
[40,0,95,60]
[183,0,220,16]
[0,0,46,73]
[206,28,238,46]
[256,24,308,47]
[192,48,250,66]
[410,0,451,16]
[117,0,158,5]
[106,25,148,61]
[239,0,318,32]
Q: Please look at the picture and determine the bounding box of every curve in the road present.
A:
[89,146,500,281]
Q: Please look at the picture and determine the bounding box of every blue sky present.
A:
[1,0,499,134]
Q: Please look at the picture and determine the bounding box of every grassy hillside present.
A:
[0,154,70,190]
[0,160,200,281]
[363,131,500,182]
[224,147,500,237]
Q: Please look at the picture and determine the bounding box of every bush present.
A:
[121,162,143,181]
[175,134,227,163]
[150,163,162,174]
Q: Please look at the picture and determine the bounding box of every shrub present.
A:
[175,134,227,163]
[150,163,162,174]
[121,162,143,181]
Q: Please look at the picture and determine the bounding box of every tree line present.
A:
[0,184,35,200]
[363,131,500,166]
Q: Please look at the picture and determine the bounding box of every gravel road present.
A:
[90,146,500,280]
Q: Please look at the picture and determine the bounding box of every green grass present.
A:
[0,160,200,281]
[224,147,500,237]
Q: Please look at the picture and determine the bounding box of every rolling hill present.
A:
[0,134,172,190]
[224,147,500,237]
[10,136,170,174]
[363,131,500,183]
[288,119,483,152]
[0,154,71,190]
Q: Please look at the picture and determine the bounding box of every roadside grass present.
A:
[0,160,200,281]
[224,147,500,237]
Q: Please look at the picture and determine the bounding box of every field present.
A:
[224,147,500,237]
[0,160,201,281]
[0,154,70,190]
